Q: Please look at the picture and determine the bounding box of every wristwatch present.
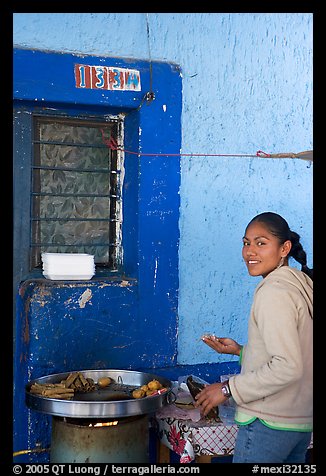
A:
[221,380,232,398]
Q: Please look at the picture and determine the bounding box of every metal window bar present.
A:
[30,116,123,271]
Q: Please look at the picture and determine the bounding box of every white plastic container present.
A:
[41,253,95,280]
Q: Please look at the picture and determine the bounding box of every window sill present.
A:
[20,269,137,285]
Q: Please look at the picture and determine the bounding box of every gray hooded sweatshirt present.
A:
[229,266,313,425]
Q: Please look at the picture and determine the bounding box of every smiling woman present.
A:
[242,212,313,280]
[196,212,313,463]
[243,219,291,278]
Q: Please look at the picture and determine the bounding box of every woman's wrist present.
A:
[221,380,232,398]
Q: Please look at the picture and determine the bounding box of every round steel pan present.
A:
[25,369,173,418]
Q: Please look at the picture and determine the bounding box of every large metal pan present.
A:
[25,369,173,418]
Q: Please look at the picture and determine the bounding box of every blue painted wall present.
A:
[13,48,182,461]
[13,13,313,461]
[13,12,313,361]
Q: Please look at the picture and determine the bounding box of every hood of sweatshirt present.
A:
[255,266,313,319]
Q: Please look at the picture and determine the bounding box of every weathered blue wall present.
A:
[13,48,182,461]
[13,13,313,461]
[13,12,313,363]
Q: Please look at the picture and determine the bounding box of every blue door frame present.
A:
[13,48,182,461]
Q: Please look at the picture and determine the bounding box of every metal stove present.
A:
[26,369,172,463]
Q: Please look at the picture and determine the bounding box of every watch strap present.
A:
[221,380,232,398]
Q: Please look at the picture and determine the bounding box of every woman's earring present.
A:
[276,257,285,269]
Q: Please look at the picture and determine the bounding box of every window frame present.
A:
[13,106,128,282]
[30,114,123,270]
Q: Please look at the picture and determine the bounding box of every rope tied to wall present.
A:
[100,131,313,162]
[256,150,313,161]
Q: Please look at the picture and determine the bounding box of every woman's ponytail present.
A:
[289,231,313,280]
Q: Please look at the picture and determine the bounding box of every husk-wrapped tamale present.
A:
[186,375,219,420]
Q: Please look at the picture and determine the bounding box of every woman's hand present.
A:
[201,335,242,356]
[194,382,228,416]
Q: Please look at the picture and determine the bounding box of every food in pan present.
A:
[29,382,75,400]
[29,372,168,401]
[145,389,158,396]
[132,389,146,399]
[29,371,96,399]
[147,379,162,390]
[97,377,112,388]
[131,379,168,399]
[63,372,95,392]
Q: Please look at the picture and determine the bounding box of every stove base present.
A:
[50,415,149,463]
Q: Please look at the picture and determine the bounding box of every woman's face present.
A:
[242,221,291,278]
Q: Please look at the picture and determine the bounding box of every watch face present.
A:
[222,384,230,397]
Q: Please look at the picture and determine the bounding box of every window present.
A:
[30,114,124,271]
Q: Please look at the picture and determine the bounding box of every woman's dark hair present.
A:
[247,212,313,280]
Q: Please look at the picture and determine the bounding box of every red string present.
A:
[101,129,266,158]
[116,150,257,157]
[100,129,119,150]
[256,150,271,158]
